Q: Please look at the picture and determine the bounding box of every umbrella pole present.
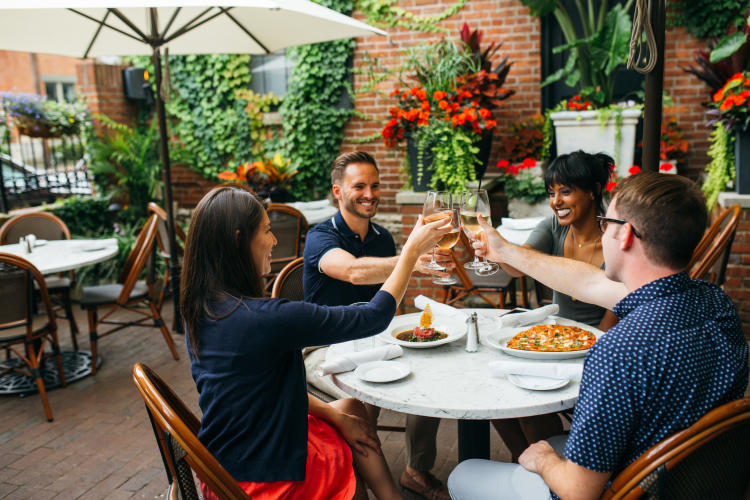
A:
[152,46,183,333]
[641,0,666,172]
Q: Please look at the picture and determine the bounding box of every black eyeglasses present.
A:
[596,215,642,239]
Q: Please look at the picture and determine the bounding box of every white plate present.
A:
[508,373,569,391]
[377,314,467,349]
[354,361,410,383]
[482,316,604,360]
[33,239,48,247]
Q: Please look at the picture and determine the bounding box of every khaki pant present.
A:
[365,403,441,471]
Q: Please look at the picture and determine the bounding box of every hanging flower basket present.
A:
[15,120,63,139]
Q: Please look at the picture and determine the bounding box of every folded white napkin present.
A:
[414,295,468,319]
[489,360,583,381]
[499,304,559,328]
[499,217,545,230]
[24,234,37,246]
[318,344,403,375]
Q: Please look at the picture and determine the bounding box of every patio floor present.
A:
[1,299,748,499]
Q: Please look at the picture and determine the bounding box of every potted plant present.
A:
[382,23,515,193]
[704,71,750,197]
[218,152,298,202]
[0,92,90,138]
[497,158,548,217]
[520,0,642,176]
[658,119,688,174]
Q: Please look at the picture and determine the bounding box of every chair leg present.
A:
[149,301,180,361]
[27,343,53,422]
[61,288,79,350]
[87,308,99,376]
[51,332,67,388]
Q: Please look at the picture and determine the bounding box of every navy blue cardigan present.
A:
[187,290,396,482]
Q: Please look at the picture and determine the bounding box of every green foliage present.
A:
[127,54,257,179]
[416,121,478,194]
[280,0,355,200]
[50,196,111,237]
[234,89,281,156]
[703,123,736,208]
[502,166,547,204]
[0,92,92,137]
[523,0,634,108]
[667,0,748,40]
[356,0,467,33]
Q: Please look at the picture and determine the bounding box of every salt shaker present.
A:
[465,312,479,352]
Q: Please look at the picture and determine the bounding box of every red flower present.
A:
[521,158,537,168]
[606,181,618,192]
[659,162,675,172]
[478,108,490,119]
[390,89,400,97]
[217,170,238,181]
[417,89,427,101]
[628,165,641,175]
[497,159,510,168]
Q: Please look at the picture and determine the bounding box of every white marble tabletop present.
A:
[329,309,583,420]
[0,238,118,274]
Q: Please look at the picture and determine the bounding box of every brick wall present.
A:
[76,61,139,128]
[0,50,80,94]
[171,164,221,208]
[718,194,750,337]
[342,2,713,214]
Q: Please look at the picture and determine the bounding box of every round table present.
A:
[329,309,584,460]
[0,238,118,274]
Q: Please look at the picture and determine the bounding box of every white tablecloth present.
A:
[0,238,118,274]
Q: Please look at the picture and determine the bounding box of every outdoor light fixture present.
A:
[122,67,152,105]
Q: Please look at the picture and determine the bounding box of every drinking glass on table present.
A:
[459,189,499,276]
[421,191,458,285]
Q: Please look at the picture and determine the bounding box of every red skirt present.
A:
[201,414,357,500]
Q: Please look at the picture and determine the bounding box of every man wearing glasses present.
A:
[448,171,748,499]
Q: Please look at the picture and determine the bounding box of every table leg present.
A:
[458,420,490,461]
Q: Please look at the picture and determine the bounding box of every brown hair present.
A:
[180,186,267,356]
[331,151,378,185]
[613,171,707,269]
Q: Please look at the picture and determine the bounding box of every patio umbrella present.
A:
[0,1,386,330]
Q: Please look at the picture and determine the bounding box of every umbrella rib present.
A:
[162,8,224,45]
[108,8,153,46]
[162,7,182,40]
[82,10,110,59]
[218,8,271,54]
[68,8,145,45]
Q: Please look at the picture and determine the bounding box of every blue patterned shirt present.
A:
[564,272,748,478]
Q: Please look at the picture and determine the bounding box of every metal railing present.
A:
[0,133,91,213]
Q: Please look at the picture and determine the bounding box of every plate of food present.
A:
[377,305,467,349]
[483,317,604,359]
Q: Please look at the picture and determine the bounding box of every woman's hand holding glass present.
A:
[459,189,499,276]
[420,191,459,285]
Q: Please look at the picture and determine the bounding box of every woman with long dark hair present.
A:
[494,150,618,461]
[181,186,450,500]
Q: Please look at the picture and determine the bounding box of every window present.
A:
[43,77,76,103]
[248,52,294,97]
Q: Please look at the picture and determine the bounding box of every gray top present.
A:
[525,215,606,327]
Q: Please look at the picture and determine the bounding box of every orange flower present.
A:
[433,90,447,100]
[217,171,238,181]
[720,99,734,111]
[421,100,430,110]
[439,100,450,110]
[485,119,497,129]
[478,108,490,119]
[417,89,427,101]
[390,89,400,97]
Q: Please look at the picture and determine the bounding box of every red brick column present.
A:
[718,193,750,339]
[75,61,139,129]
[171,164,221,208]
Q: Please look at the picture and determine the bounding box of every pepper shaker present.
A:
[465,312,479,352]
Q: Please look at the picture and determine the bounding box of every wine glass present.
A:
[421,191,457,285]
[459,189,499,276]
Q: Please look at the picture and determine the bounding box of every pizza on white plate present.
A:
[506,324,596,352]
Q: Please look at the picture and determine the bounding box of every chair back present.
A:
[689,205,740,285]
[0,252,56,335]
[0,212,71,244]
[132,363,251,500]
[148,202,187,261]
[271,257,304,300]
[601,397,750,500]
[267,204,308,273]
[117,214,159,304]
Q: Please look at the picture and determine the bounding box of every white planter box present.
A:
[507,198,549,218]
[550,109,642,177]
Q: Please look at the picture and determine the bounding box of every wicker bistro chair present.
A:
[147,202,187,316]
[0,252,66,421]
[264,204,309,293]
[443,232,525,309]
[81,215,179,375]
[688,204,741,286]
[601,396,750,500]
[132,363,252,500]
[270,257,304,301]
[0,211,80,349]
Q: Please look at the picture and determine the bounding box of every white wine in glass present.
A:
[459,189,499,276]
[421,191,457,285]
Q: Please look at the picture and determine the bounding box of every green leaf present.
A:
[517,0,556,17]
[710,32,748,63]
[590,4,632,76]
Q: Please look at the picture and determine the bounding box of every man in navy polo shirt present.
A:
[304,151,451,500]
[448,172,748,499]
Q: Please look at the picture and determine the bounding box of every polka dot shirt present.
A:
[564,272,749,478]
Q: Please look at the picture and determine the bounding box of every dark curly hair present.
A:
[544,150,614,214]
